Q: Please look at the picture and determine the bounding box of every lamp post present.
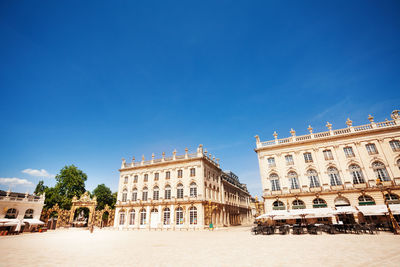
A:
[376,179,400,235]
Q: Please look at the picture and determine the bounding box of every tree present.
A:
[92,184,114,210]
[54,165,87,209]
[34,180,47,195]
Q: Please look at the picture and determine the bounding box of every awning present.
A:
[389,204,400,215]
[289,208,334,218]
[23,219,45,225]
[333,206,358,215]
[0,218,20,226]
[357,205,388,216]
[256,210,291,220]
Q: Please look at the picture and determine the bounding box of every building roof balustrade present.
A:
[256,116,399,149]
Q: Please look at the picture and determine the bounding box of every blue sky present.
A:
[1,1,399,196]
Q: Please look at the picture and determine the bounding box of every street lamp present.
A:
[376,178,400,234]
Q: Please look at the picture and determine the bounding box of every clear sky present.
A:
[1,1,399,196]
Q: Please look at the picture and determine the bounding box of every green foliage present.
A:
[44,187,62,209]
[54,165,87,209]
[92,184,115,210]
[34,180,47,195]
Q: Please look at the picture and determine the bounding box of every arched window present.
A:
[24,209,34,219]
[269,173,281,191]
[122,189,127,202]
[312,198,327,208]
[164,185,171,199]
[177,183,184,199]
[119,211,125,225]
[288,172,299,189]
[5,208,18,219]
[328,167,342,186]
[349,164,365,184]
[397,159,400,170]
[272,200,285,210]
[307,169,320,188]
[292,200,305,209]
[190,182,197,197]
[140,209,146,225]
[142,187,148,201]
[176,207,183,225]
[163,208,170,225]
[189,207,197,225]
[385,193,400,204]
[132,188,138,201]
[153,186,159,200]
[372,161,390,181]
[358,195,375,206]
[129,210,135,225]
[334,197,350,207]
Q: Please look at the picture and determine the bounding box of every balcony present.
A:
[354,183,367,189]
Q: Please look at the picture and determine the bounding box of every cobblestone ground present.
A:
[1,226,400,267]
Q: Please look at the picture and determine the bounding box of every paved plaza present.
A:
[1,226,400,267]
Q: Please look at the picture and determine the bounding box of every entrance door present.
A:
[150,209,159,228]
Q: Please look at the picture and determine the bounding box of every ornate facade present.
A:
[0,190,45,231]
[255,110,400,224]
[114,145,252,229]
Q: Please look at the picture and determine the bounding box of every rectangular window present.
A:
[323,150,334,160]
[190,187,197,197]
[343,147,355,158]
[304,152,313,163]
[285,155,294,165]
[129,212,135,225]
[122,192,127,202]
[165,189,171,199]
[289,177,299,189]
[366,144,378,155]
[153,190,159,200]
[190,168,196,177]
[271,179,281,191]
[124,177,128,184]
[119,213,125,225]
[132,192,137,201]
[133,175,138,183]
[165,171,170,179]
[142,191,148,201]
[268,157,276,167]
[177,188,184,198]
[144,174,148,182]
[154,173,159,181]
[309,176,320,188]
[389,140,400,151]
[178,170,183,178]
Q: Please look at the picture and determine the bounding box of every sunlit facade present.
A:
[114,145,252,229]
[255,110,400,224]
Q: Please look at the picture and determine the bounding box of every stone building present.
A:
[254,110,400,224]
[114,145,252,229]
[0,190,45,231]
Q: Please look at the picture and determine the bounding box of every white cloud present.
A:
[22,168,54,178]
[0,177,33,187]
